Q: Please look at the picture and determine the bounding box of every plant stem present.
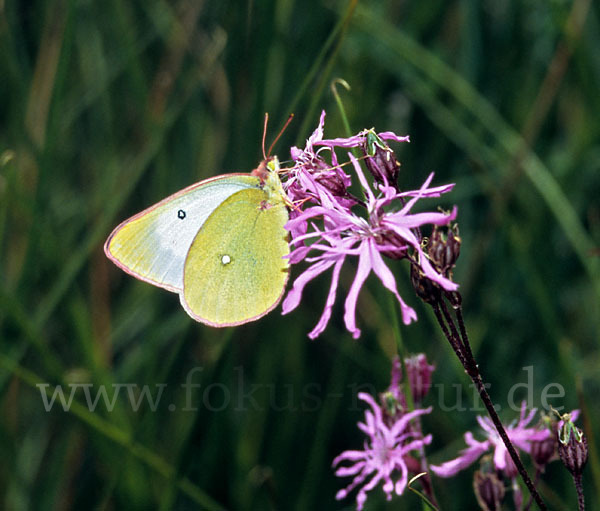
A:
[574,474,585,511]
[388,295,440,509]
[432,296,548,511]
[523,468,541,511]
[413,416,441,509]
[431,302,466,368]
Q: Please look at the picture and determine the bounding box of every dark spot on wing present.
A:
[178,209,186,220]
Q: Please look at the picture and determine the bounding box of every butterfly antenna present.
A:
[266,113,294,158]
[262,113,269,161]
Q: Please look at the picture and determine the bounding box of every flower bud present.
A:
[531,435,557,469]
[557,414,588,477]
[473,470,505,511]
[404,354,435,403]
[511,479,523,511]
[378,231,409,260]
[315,172,349,198]
[362,129,401,185]
[428,223,461,276]
[410,262,442,304]
[530,415,557,469]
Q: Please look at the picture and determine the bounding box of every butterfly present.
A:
[105,152,291,327]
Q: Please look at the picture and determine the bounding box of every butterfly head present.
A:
[251,156,290,208]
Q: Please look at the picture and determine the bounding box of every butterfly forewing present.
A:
[104,175,259,291]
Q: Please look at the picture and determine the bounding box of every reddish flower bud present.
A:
[378,231,410,260]
[530,415,558,469]
[405,353,435,403]
[531,435,557,469]
[473,470,505,511]
[314,172,349,198]
[557,414,588,477]
[362,129,401,185]
[428,223,461,276]
[410,262,442,304]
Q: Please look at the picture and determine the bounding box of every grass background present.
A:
[1,0,599,509]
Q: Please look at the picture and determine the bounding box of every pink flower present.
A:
[333,392,432,511]
[281,114,457,338]
[285,111,355,210]
[431,402,551,479]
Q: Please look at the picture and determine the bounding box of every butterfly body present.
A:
[105,157,289,326]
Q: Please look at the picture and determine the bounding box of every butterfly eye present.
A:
[178,209,186,220]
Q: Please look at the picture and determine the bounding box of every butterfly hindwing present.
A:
[181,187,289,326]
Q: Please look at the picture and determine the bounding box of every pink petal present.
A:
[417,250,459,291]
[518,404,537,428]
[477,416,498,438]
[315,134,365,149]
[334,461,367,477]
[343,241,372,339]
[333,451,368,465]
[398,183,455,198]
[348,153,375,205]
[378,131,410,144]
[396,173,436,215]
[493,443,508,471]
[385,208,457,230]
[390,407,433,437]
[430,435,490,478]
[393,458,409,496]
[282,259,335,314]
[308,257,345,339]
[335,466,370,502]
[358,392,384,426]
[368,239,417,324]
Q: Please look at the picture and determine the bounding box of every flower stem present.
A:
[388,296,440,509]
[431,302,466,368]
[574,474,585,511]
[432,296,548,511]
[523,468,541,511]
[413,418,441,509]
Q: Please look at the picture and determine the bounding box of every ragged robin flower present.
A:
[332,392,432,511]
[281,112,458,338]
[430,402,550,479]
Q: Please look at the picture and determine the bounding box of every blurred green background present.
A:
[1,0,599,509]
